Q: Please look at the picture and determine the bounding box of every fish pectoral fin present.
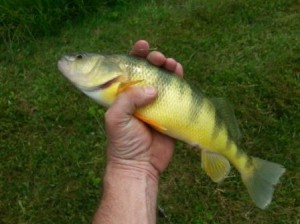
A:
[134,112,167,132]
[117,80,144,93]
[201,150,231,183]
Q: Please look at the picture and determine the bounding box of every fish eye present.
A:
[76,54,84,59]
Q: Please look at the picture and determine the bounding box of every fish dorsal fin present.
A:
[201,150,231,183]
[210,97,241,142]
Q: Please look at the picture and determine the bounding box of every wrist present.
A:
[93,158,159,224]
[105,157,160,183]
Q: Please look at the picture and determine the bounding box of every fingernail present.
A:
[144,86,156,95]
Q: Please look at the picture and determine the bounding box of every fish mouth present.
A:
[57,57,70,75]
[58,54,79,74]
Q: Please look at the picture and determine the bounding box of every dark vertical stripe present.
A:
[225,137,232,151]
[235,147,245,159]
[245,156,254,169]
[143,67,175,98]
[211,105,224,141]
[178,78,186,96]
[188,87,205,122]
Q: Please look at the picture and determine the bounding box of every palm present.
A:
[106,114,174,173]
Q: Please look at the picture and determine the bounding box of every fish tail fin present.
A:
[241,157,285,209]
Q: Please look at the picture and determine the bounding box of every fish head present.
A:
[58,53,127,106]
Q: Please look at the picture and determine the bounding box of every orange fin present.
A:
[118,80,144,93]
[134,112,167,132]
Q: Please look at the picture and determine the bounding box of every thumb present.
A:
[105,86,157,127]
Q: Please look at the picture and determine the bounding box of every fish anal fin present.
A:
[210,97,241,142]
[118,80,144,93]
[201,150,231,183]
[134,112,167,132]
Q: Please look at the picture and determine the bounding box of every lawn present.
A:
[1,0,300,223]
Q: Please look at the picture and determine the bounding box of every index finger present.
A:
[130,40,149,58]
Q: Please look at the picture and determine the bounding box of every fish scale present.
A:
[58,52,285,209]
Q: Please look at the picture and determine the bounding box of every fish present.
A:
[57,52,286,209]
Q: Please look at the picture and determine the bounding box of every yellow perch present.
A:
[58,53,285,209]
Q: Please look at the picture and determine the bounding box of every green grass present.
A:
[1,0,300,223]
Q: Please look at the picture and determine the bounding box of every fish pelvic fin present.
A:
[242,157,286,209]
[201,150,231,183]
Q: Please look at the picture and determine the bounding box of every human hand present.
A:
[105,40,184,177]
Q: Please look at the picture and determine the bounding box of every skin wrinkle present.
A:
[108,124,151,159]
[107,158,159,181]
